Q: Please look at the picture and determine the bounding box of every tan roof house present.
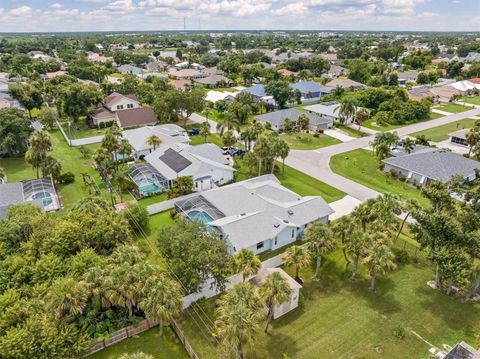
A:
[326,78,365,90]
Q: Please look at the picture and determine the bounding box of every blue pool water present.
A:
[139,181,160,194]
[187,210,214,224]
[32,191,53,206]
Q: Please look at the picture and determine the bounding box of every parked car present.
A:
[223,147,246,156]
[187,127,200,136]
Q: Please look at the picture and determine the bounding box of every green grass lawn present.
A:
[411,118,478,142]
[0,130,114,208]
[178,249,480,359]
[59,119,108,140]
[235,159,345,203]
[463,96,480,105]
[89,327,188,359]
[336,125,366,138]
[138,193,168,208]
[435,103,473,113]
[363,112,444,132]
[189,134,224,147]
[330,149,429,207]
[280,132,341,150]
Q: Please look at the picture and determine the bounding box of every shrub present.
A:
[389,168,397,178]
[378,162,385,171]
[58,172,75,184]
[169,209,177,219]
[392,325,406,339]
[393,248,410,265]
[398,173,407,182]
[317,128,324,134]
[122,204,149,233]
[313,133,320,138]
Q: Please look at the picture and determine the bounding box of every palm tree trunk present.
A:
[341,237,350,264]
[295,266,300,282]
[351,256,358,280]
[236,344,243,359]
[264,307,274,333]
[369,273,376,291]
[127,302,133,317]
[314,254,322,280]
[394,212,409,245]
[282,159,285,174]
[159,318,164,336]
[470,270,480,298]
[270,160,275,174]
[435,264,441,289]
[36,165,39,179]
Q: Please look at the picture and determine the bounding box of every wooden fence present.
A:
[170,320,200,359]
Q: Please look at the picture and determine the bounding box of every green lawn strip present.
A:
[336,125,366,138]
[330,149,429,207]
[435,103,473,113]
[59,119,108,140]
[411,118,478,142]
[178,249,480,359]
[463,96,480,106]
[189,134,224,147]
[279,132,341,150]
[89,327,188,359]
[138,193,168,208]
[234,159,345,203]
[363,112,443,132]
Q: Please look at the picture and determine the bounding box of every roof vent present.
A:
[288,209,294,215]
[283,220,289,224]
[240,213,246,216]
[273,223,280,228]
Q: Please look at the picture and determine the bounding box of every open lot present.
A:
[411,118,478,142]
[363,112,444,132]
[58,119,108,139]
[280,132,341,150]
[462,96,480,106]
[178,248,480,359]
[330,149,429,207]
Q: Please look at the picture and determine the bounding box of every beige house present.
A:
[252,268,302,319]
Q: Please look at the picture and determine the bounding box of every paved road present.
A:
[189,113,219,134]
[285,107,480,202]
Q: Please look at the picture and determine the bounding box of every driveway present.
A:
[324,128,356,142]
[189,113,219,134]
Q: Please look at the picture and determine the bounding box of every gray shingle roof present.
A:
[243,84,266,98]
[0,183,24,219]
[255,108,332,127]
[289,81,333,94]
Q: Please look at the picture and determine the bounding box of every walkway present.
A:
[324,128,355,142]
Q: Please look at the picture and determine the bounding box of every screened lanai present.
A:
[129,163,169,197]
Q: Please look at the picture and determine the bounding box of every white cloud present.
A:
[275,3,308,16]
[50,3,64,9]
[9,6,34,17]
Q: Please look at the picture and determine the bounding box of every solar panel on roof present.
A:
[159,148,192,173]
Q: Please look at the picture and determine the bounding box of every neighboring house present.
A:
[205,90,238,104]
[440,341,479,359]
[397,71,419,85]
[251,268,302,319]
[175,61,204,70]
[255,108,333,131]
[242,84,275,104]
[194,74,232,88]
[382,147,479,186]
[174,174,334,254]
[304,101,352,123]
[0,93,23,110]
[407,86,438,102]
[117,64,143,75]
[144,143,234,192]
[168,67,206,80]
[91,92,157,129]
[326,65,348,78]
[320,53,338,63]
[0,178,61,219]
[169,79,192,91]
[278,68,298,78]
[146,61,168,72]
[430,85,462,102]
[326,78,365,90]
[450,129,469,147]
[122,124,190,159]
[289,81,333,101]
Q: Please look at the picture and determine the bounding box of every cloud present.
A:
[50,3,64,9]
[9,6,34,17]
[275,3,308,16]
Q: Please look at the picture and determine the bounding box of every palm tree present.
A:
[305,222,335,280]
[0,167,6,184]
[344,230,371,280]
[337,97,357,124]
[217,112,240,135]
[25,131,53,178]
[354,108,370,131]
[146,134,161,151]
[331,216,356,264]
[394,198,420,245]
[41,155,62,183]
[215,282,264,359]
[400,137,416,154]
[234,249,261,281]
[139,274,183,336]
[253,136,270,176]
[46,277,89,319]
[351,199,377,232]
[112,166,135,203]
[259,272,291,333]
[243,152,258,177]
[282,245,311,283]
[466,129,480,158]
[414,135,430,146]
[363,244,396,291]
[199,121,210,143]
[118,139,133,160]
[277,139,290,174]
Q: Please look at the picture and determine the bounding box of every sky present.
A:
[0,0,479,32]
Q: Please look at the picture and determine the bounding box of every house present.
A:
[278,68,297,78]
[429,85,462,102]
[0,178,61,219]
[146,61,168,72]
[289,81,333,101]
[117,64,143,76]
[326,65,348,78]
[144,143,234,192]
[304,101,352,123]
[194,74,232,88]
[407,86,438,102]
[170,79,192,91]
[251,268,302,319]
[205,90,238,105]
[242,84,275,104]
[326,78,365,90]
[0,93,23,110]
[397,71,419,85]
[175,61,204,70]
[173,175,334,254]
[87,52,113,63]
[122,124,190,159]
[255,108,333,131]
[437,341,479,359]
[320,53,338,63]
[382,147,479,186]
[168,67,206,80]
[450,129,470,147]
[91,92,157,129]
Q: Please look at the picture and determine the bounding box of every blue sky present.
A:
[0,0,479,32]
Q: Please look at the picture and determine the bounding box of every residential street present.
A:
[285,107,480,202]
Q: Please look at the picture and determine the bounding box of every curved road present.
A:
[285,107,480,202]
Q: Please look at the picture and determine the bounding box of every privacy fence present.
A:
[56,120,104,147]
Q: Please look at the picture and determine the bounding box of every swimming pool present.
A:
[138,180,161,195]
[187,210,214,224]
[32,191,53,206]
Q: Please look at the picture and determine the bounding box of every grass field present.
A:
[59,119,108,139]
[235,159,346,203]
[435,103,472,113]
[330,149,429,207]
[363,112,444,131]
[463,96,480,106]
[280,132,341,150]
[178,249,480,359]
[336,125,366,138]
[89,327,188,359]
[189,133,224,147]
[411,118,478,142]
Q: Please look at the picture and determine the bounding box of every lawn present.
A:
[363,112,444,132]
[59,119,107,140]
[336,125,366,138]
[189,133,224,147]
[0,130,114,208]
[279,132,341,150]
[89,327,188,359]
[463,96,480,106]
[435,103,472,113]
[235,159,346,203]
[178,249,480,359]
[411,118,478,142]
[330,149,429,207]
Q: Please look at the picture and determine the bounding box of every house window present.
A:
[256,242,264,250]
[127,103,134,109]
[291,229,295,238]
[117,105,124,110]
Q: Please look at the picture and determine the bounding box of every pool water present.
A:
[139,180,160,194]
[32,191,53,207]
[187,210,214,224]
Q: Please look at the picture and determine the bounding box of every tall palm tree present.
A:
[331,216,356,264]
[118,139,133,160]
[466,129,480,158]
[253,136,271,176]
[362,244,396,291]
[344,230,371,280]
[233,249,261,281]
[217,112,241,135]
[146,134,161,151]
[351,199,377,232]
[215,282,264,359]
[259,271,291,333]
[394,198,420,245]
[354,108,370,131]
[305,222,335,280]
[112,166,135,203]
[337,97,357,124]
[199,121,210,143]
[139,274,183,336]
[46,277,89,320]
[400,137,416,154]
[41,155,62,183]
[277,139,290,174]
[282,245,311,283]
[25,131,53,178]
[106,264,141,316]
[0,167,6,184]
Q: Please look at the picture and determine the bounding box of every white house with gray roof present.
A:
[255,108,333,131]
[383,147,479,186]
[145,143,234,191]
[174,175,334,255]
